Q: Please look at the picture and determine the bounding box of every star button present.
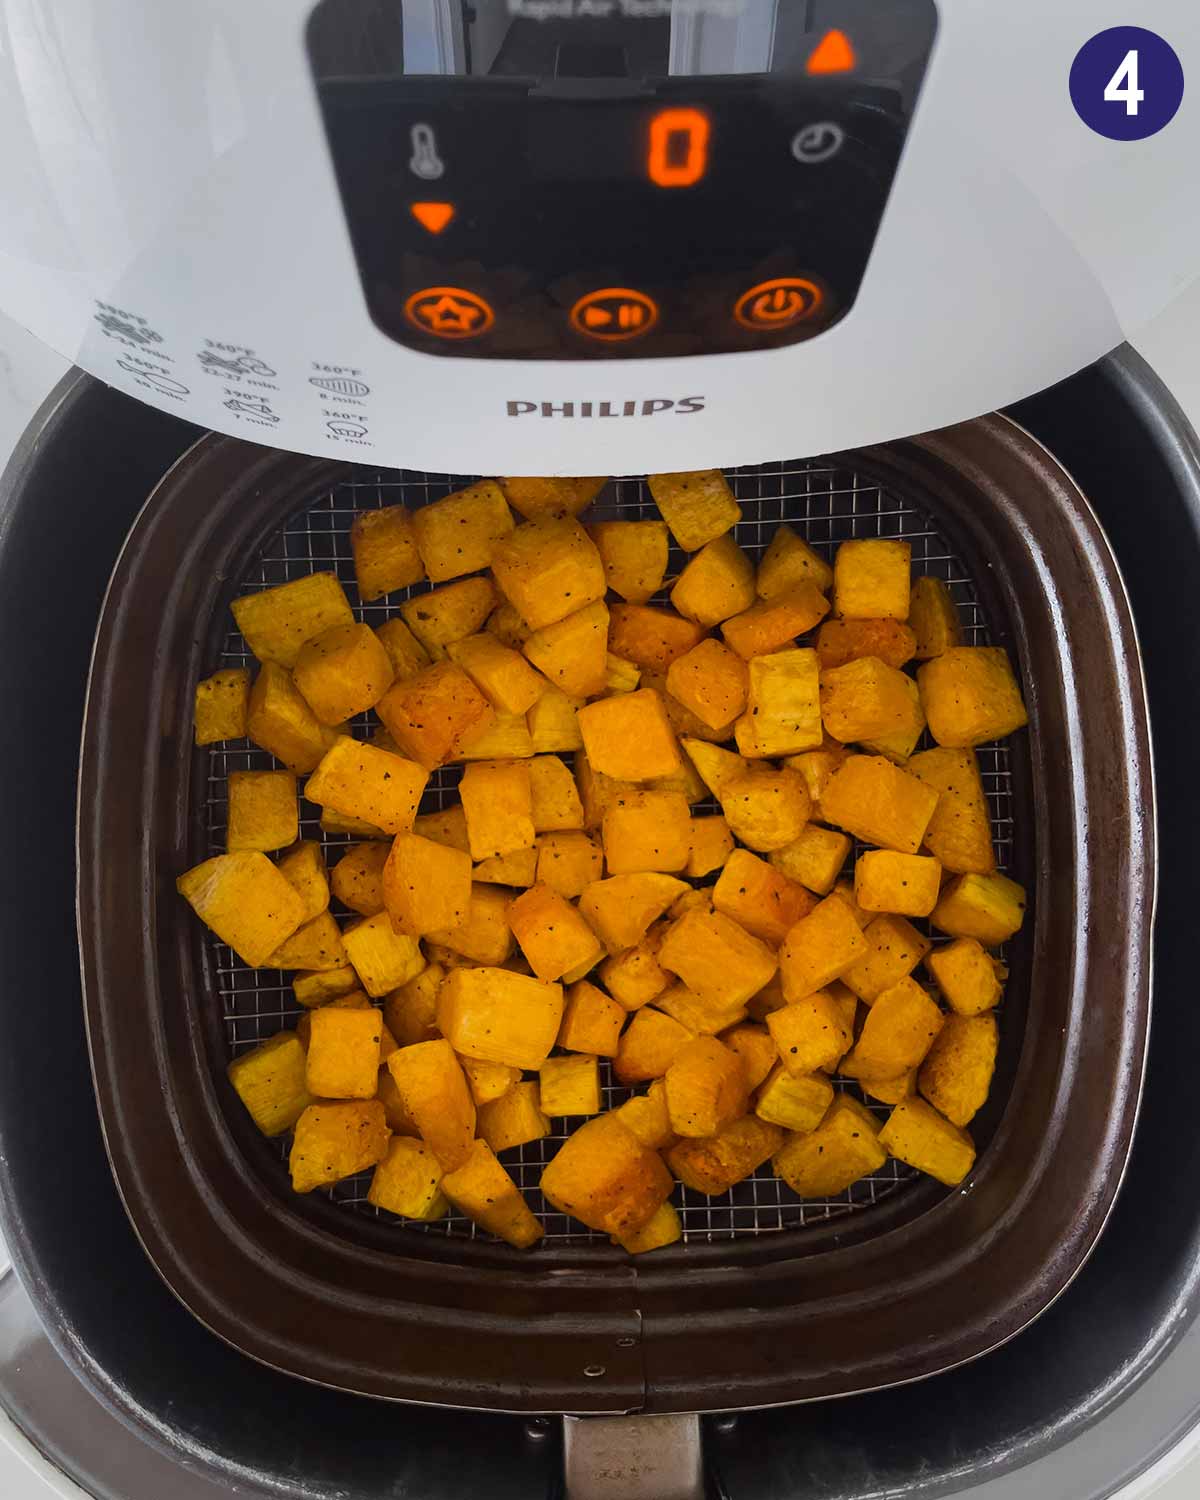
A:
[403,285,496,341]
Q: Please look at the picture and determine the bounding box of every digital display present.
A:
[308,0,938,360]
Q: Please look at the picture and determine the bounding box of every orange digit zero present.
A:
[647,107,711,188]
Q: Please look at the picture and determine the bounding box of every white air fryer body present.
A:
[0,0,1195,473]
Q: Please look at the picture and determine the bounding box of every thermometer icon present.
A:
[409,123,446,181]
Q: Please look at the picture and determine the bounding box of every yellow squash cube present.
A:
[722,1022,779,1091]
[607,650,642,695]
[387,1038,475,1170]
[376,661,495,769]
[819,656,918,743]
[658,908,779,1010]
[665,640,747,732]
[410,480,513,583]
[735,648,822,757]
[712,848,815,946]
[721,583,830,660]
[330,842,389,916]
[931,872,1027,946]
[908,746,996,874]
[539,1053,602,1117]
[854,851,943,918]
[778,891,869,1001]
[820,755,939,855]
[500,475,607,519]
[613,1200,682,1254]
[918,646,1029,747]
[602,789,691,875]
[615,1079,676,1150]
[437,965,564,1068]
[687,815,735,879]
[815,617,916,672]
[878,1096,976,1187]
[226,770,297,853]
[276,840,329,923]
[529,754,585,832]
[842,976,944,1081]
[909,576,963,659]
[773,1094,886,1196]
[522,601,610,698]
[746,972,787,1022]
[507,883,603,982]
[383,832,472,937]
[579,873,688,953]
[769,825,851,896]
[925,936,1005,1015]
[426,883,515,965]
[194,667,250,745]
[306,738,428,835]
[667,1115,783,1194]
[293,965,360,1008]
[559,980,626,1054]
[293,622,394,725]
[540,1114,673,1236]
[647,469,740,552]
[756,1065,834,1133]
[608,603,706,672]
[655,980,746,1036]
[351,504,425,601]
[577,688,682,782]
[413,805,470,851]
[527,685,584,752]
[588,519,669,602]
[374,617,431,684]
[474,847,538,886]
[681,738,751,798]
[861,674,925,765]
[536,831,604,899]
[382,963,444,1046]
[862,1071,917,1105]
[669,533,756,627]
[719,769,811,853]
[767,990,853,1074]
[246,663,341,774]
[830,879,872,930]
[781,738,849,818]
[491,515,606,630]
[665,1036,748,1138]
[833,539,911,620]
[459,760,535,860]
[178,851,306,967]
[446,631,546,716]
[375,1069,419,1135]
[599,939,670,1011]
[305,1007,383,1099]
[288,1100,390,1193]
[843,914,932,1004]
[441,1139,544,1249]
[461,1057,519,1106]
[478,1080,551,1152]
[367,1136,448,1220]
[614,1006,694,1084]
[918,1013,998,1126]
[487,600,531,649]
[455,711,535,762]
[399,576,497,660]
[269,909,347,971]
[342,911,425,997]
[756,524,833,598]
[232,572,353,667]
[227,1031,313,1136]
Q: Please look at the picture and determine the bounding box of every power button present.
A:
[733,278,824,332]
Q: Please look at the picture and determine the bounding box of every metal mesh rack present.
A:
[202,459,1015,1245]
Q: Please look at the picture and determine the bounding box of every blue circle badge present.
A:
[1070,27,1184,141]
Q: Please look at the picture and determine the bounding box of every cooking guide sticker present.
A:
[1070,27,1184,141]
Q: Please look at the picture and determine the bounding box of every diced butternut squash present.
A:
[599,939,670,1012]
[918,1013,997,1126]
[778,892,869,1001]
[843,914,932,1004]
[477,1080,551,1152]
[436,965,564,1068]
[574,750,635,830]
[541,1114,673,1235]
[459,760,535,860]
[506,883,603,982]
[918,646,1028,747]
[194,667,250,744]
[602,789,691,875]
[578,873,689,953]
[527,685,583,752]
[854,851,942,918]
[276,840,330,923]
[536,831,604,899]
[687,815,735,879]
[343,911,426,996]
[296,992,373,1051]
[645,669,729,744]
[539,1053,602,1117]
[376,662,494,769]
[294,966,360,1008]
[735,648,822,758]
[399,577,497,660]
[878,1097,976,1187]
[414,804,471,852]
[177,851,305,967]
[577,688,681,782]
[820,755,939,855]
[925,937,1005,1015]
[383,832,472,936]
[670,534,755,627]
[820,656,917,743]
[500,475,607,520]
[522,601,609,698]
[665,640,747,732]
[861,1071,917,1105]
[382,963,445,1046]
[908,747,996,874]
[756,524,832,599]
[746,972,787,1022]
[719,769,811,853]
[454,712,535,762]
[769,825,850,897]
[773,1094,886,1195]
[232,573,354,668]
[814,617,916,671]
[833,539,910,620]
[306,738,428,835]
[288,1100,390,1193]
[830,878,872,930]
[227,1031,312,1136]
[613,1200,682,1254]
[226,770,297,853]
[446,632,546,716]
[614,1006,695,1084]
[410,480,513,583]
[667,1115,783,1193]
[841,976,944,1081]
[305,1007,383,1099]
[615,1079,676,1150]
[931,872,1026,946]
[474,847,539,886]
[351,504,424,601]
[712,848,815,946]
[722,1023,778,1091]
[442,1140,543,1248]
[376,1069,419,1135]
[294,623,394,725]
[721,583,830,659]
[781,739,849,817]
[246,663,341,773]
[528,755,584,831]
[664,1036,748,1138]
[487,600,531,650]
[681,738,751,797]
[367,1136,448,1220]
[909,576,962,659]
[658,908,778,1010]
[331,842,389,916]
[387,1038,475,1170]
[491,516,605,630]
[374,617,432,681]
[589,519,669,602]
[767,990,853,1074]
[269,909,347,971]
[861,673,925,764]
[559,980,626,1054]
[756,1065,834,1133]
[426,883,515,964]
[648,469,740,552]
[608,603,706,672]
[656,981,747,1037]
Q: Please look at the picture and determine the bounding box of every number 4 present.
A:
[1105,49,1145,116]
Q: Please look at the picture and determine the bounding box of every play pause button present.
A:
[570,287,660,342]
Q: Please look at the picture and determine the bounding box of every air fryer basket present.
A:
[77,415,1152,1414]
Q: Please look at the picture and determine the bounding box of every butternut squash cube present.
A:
[862,1071,917,1105]
[500,475,607,519]
[665,1036,748,1138]
[720,583,830,660]
[746,972,787,1022]
[367,1136,448,1220]
[735,647,823,758]
[413,804,471,852]
[615,1079,676,1150]
[665,640,747,732]
[841,976,944,1081]
[343,911,426,997]
[527,685,584,752]
[614,1006,695,1084]
[459,760,535,859]
[687,815,735,879]
[598,940,670,1012]
[474,847,539,886]
[194,667,250,744]
[820,656,917,743]
[820,755,939,854]
[589,518,669,602]
[319,794,388,835]
[382,962,444,1046]
[305,1006,383,1099]
[854,850,942,918]
[756,524,833,598]
[331,842,389,916]
[559,980,626,1054]
[918,646,1029,747]
[522,600,610,698]
[376,1069,419,1135]
[374,616,432,682]
[308,740,428,839]
[843,914,932,1004]
[541,1114,673,1236]
[608,603,706,672]
[454,712,535,762]
[294,965,360,1008]
[445,631,546,716]
[426,884,515,964]
[721,1023,778,1092]
[227,1031,312,1137]
[269,909,347,971]
[719,769,811,853]
[834,539,911,620]
[767,990,853,1075]
[246,663,340,773]
[681,738,750,798]
[769,825,850,897]
[528,755,584,832]
[387,1038,475,1170]
[655,981,747,1036]
[507,883,603,982]
[461,1058,520,1106]
[602,789,691,875]
[658,908,778,1010]
[908,746,996,875]
[648,469,740,552]
[295,987,369,1050]
[574,750,635,830]
[909,576,963,659]
[613,1200,682,1254]
[399,576,497,660]
[861,673,925,764]
[436,964,564,1068]
[778,892,869,1001]
[773,1094,886,1196]
[293,623,394,725]
[644,669,728,744]
[487,600,531,650]
[605,651,640,697]
[577,688,682,782]
[781,738,849,817]
[539,1053,602,1117]
[712,848,815,946]
[579,873,689,953]
[536,831,604,899]
[383,832,472,937]
[491,516,605,630]
[925,936,1005,1015]
[351,504,425,601]
[226,770,297,853]
[288,1100,390,1193]
[669,533,756,626]
[815,617,917,672]
[667,1115,783,1194]
[442,1140,543,1249]
[477,1080,551,1152]
[830,879,872,930]
[931,871,1026,946]
[878,1096,976,1187]
[177,852,306,967]
[918,1013,997,1126]
[410,479,514,583]
[276,840,329,923]
[756,1065,834,1133]
[232,572,354,667]
[376,662,494,769]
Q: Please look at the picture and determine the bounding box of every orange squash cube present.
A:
[342,911,426,997]
[382,962,444,1046]
[719,768,811,853]
[778,891,869,1001]
[293,622,394,725]
[574,749,636,830]
[843,914,932,1004]
[681,738,751,797]
[602,789,691,875]
[918,1013,998,1126]
[720,583,830,660]
[814,617,917,671]
[820,755,939,855]
[781,738,849,817]
[536,831,604,899]
[246,663,341,773]
[376,661,494,769]
[522,600,610,698]
[227,1031,313,1137]
[766,989,853,1074]
[559,980,626,1055]
[293,966,360,1009]
[527,685,583,752]
[854,850,943,917]
[712,848,815,946]
[608,603,706,672]
[491,515,606,629]
[687,815,735,879]
[383,832,472,937]
[615,1078,676,1150]
[667,1115,783,1194]
[539,1053,602,1117]
[756,1065,834,1133]
[588,519,669,602]
[367,1136,448,1221]
[918,646,1028,747]
[426,883,515,965]
[925,936,1005,1015]
[860,673,925,765]
[459,760,535,859]
[276,840,330,923]
[756,524,832,598]
[664,1036,748,1138]
[330,843,389,916]
[507,883,604,982]
[833,539,911,620]
[194,667,250,745]
[528,754,585,832]
[304,1007,383,1099]
[460,1057,519,1106]
[669,533,756,626]
[441,1140,543,1249]
[500,475,607,520]
[351,504,425,601]
[577,688,682,782]
[477,1080,551,1153]
[374,616,432,682]
[540,1114,673,1236]
[612,1201,682,1254]
[647,469,740,552]
[878,1096,975,1187]
[909,576,963,659]
[735,647,823,758]
[387,1038,475,1170]
[841,976,944,1081]
[306,738,428,835]
[665,639,747,732]
[486,600,531,650]
[605,656,641,703]
[820,656,919,743]
[473,847,538,886]
[288,1100,390,1194]
[579,873,689,952]
[655,980,747,1037]
[436,964,564,1068]
[658,908,778,1010]
[930,871,1027,946]
[598,939,670,1012]
[410,479,514,583]
[769,824,851,896]
[773,1094,886,1196]
[413,804,470,851]
[226,770,297,853]
[399,577,497,660]
[908,747,996,875]
[232,572,353,668]
[614,1006,695,1084]
[454,712,535,762]
[721,1023,778,1091]
[446,632,547,716]
[268,909,347,971]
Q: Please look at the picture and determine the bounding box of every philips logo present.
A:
[506,397,706,418]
